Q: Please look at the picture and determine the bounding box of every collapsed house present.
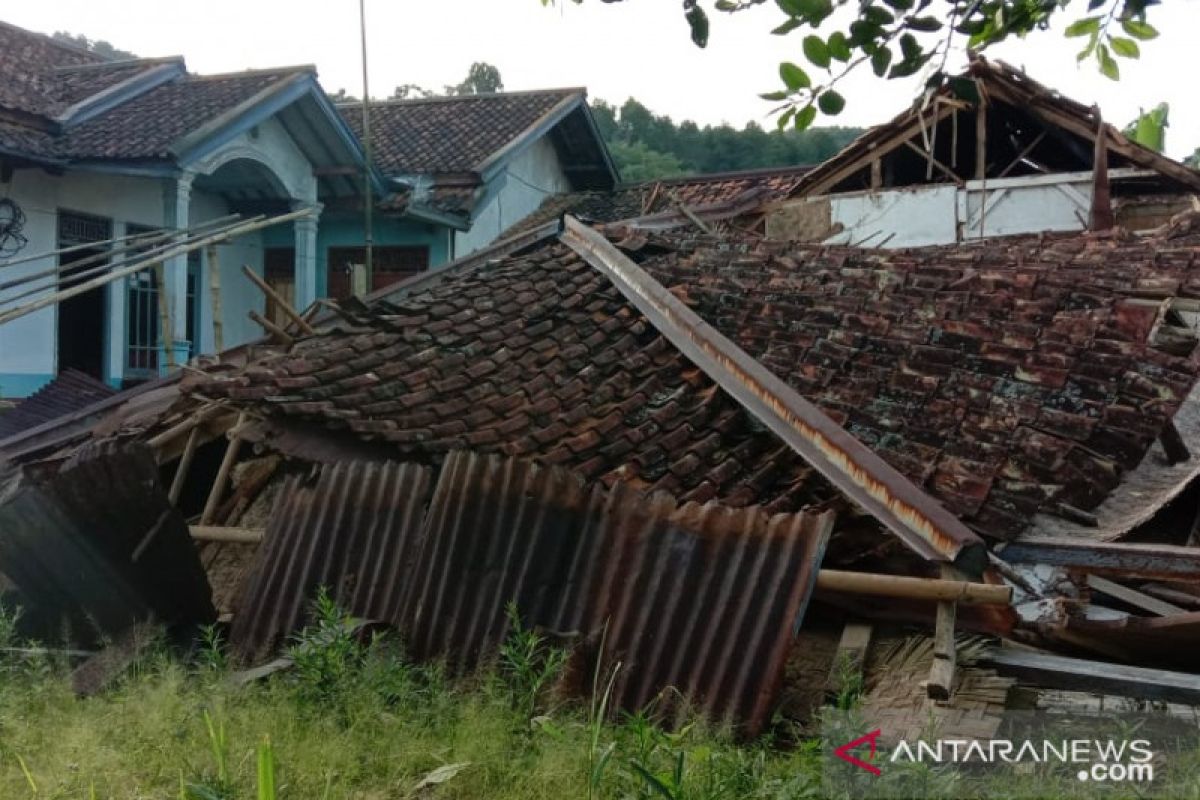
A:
[3,55,1200,737]
[4,198,1200,731]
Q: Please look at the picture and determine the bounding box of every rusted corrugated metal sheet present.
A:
[0,440,214,646]
[230,460,434,660]
[402,451,834,732]
[234,451,832,734]
[561,216,984,572]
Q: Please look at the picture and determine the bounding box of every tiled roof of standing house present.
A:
[57,67,311,160]
[509,165,814,233]
[186,215,1200,541]
[0,20,104,118]
[337,89,616,218]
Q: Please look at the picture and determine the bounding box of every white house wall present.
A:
[455,135,572,256]
[822,185,959,248]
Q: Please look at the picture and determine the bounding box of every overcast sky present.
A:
[8,1,1199,158]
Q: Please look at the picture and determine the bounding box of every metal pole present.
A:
[359,0,374,289]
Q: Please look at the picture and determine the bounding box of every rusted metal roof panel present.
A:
[0,441,214,646]
[230,460,434,661]
[561,216,985,572]
[233,450,832,734]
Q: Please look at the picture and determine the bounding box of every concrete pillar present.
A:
[160,172,194,372]
[293,201,322,309]
[104,220,127,388]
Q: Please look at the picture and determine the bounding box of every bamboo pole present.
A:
[0,221,195,270]
[241,265,314,334]
[200,412,247,526]
[156,261,175,369]
[207,245,224,352]
[0,215,253,308]
[190,525,264,544]
[0,209,309,328]
[815,570,1012,606]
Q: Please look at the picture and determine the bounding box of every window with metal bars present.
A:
[125,226,199,378]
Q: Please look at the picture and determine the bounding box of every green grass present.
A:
[0,597,824,799]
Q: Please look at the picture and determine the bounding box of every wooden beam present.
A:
[1159,421,1190,465]
[248,309,295,347]
[997,131,1048,178]
[241,264,314,335]
[975,100,987,180]
[928,599,957,700]
[870,158,882,190]
[1086,574,1186,617]
[190,525,264,544]
[996,538,1200,582]
[978,647,1200,705]
[901,140,962,184]
[827,621,872,695]
[815,570,1011,605]
[167,426,201,506]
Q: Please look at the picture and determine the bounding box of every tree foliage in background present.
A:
[593,98,861,181]
[51,31,136,61]
[544,0,1164,129]
[1124,102,1169,152]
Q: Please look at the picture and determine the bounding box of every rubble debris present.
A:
[0,441,214,647]
[979,647,1200,705]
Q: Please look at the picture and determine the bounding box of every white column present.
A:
[161,172,194,372]
[293,201,322,309]
[105,220,127,387]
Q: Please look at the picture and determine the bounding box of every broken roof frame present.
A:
[560,216,986,572]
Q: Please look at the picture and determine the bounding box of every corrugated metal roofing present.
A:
[231,451,832,734]
[0,440,214,646]
[230,460,433,658]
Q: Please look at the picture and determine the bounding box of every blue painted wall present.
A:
[262,212,452,297]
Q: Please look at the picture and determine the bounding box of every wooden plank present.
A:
[815,570,1012,605]
[248,309,295,346]
[975,100,987,180]
[978,647,1200,705]
[167,426,201,506]
[1086,574,1186,617]
[1159,421,1190,465]
[927,599,957,700]
[902,139,961,184]
[826,621,872,694]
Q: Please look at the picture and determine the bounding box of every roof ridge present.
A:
[337,87,585,108]
[621,164,814,190]
[52,56,186,73]
[186,64,316,82]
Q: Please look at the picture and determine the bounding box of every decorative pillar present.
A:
[160,172,194,372]
[293,201,322,310]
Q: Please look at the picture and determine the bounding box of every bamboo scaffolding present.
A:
[0,209,309,328]
[0,222,184,270]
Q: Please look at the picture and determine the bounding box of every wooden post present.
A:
[168,426,201,506]
[974,99,987,180]
[827,621,872,696]
[870,158,882,190]
[241,265,314,335]
[200,412,246,526]
[928,563,963,700]
[207,245,223,353]
[190,525,264,544]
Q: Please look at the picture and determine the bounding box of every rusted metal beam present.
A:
[996,538,1200,582]
[560,216,987,572]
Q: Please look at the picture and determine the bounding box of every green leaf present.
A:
[1064,16,1101,37]
[685,5,710,48]
[714,0,740,10]
[1097,43,1120,80]
[803,35,831,68]
[779,61,811,90]
[899,32,921,61]
[630,762,677,800]
[777,107,797,130]
[1109,36,1140,58]
[818,89,846,115]
[862,5,895,25]
[904,15,942,32]
[795,104,818,130]
[828,31,852,61]
[760,90,792,101]
[948,76,980,104]
[772,18,803,35]
[775,0,805,15]
[882,0,913,9]
[871,46,893,77]
[1121,18,1159,40]
[1076,31,1098,62]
